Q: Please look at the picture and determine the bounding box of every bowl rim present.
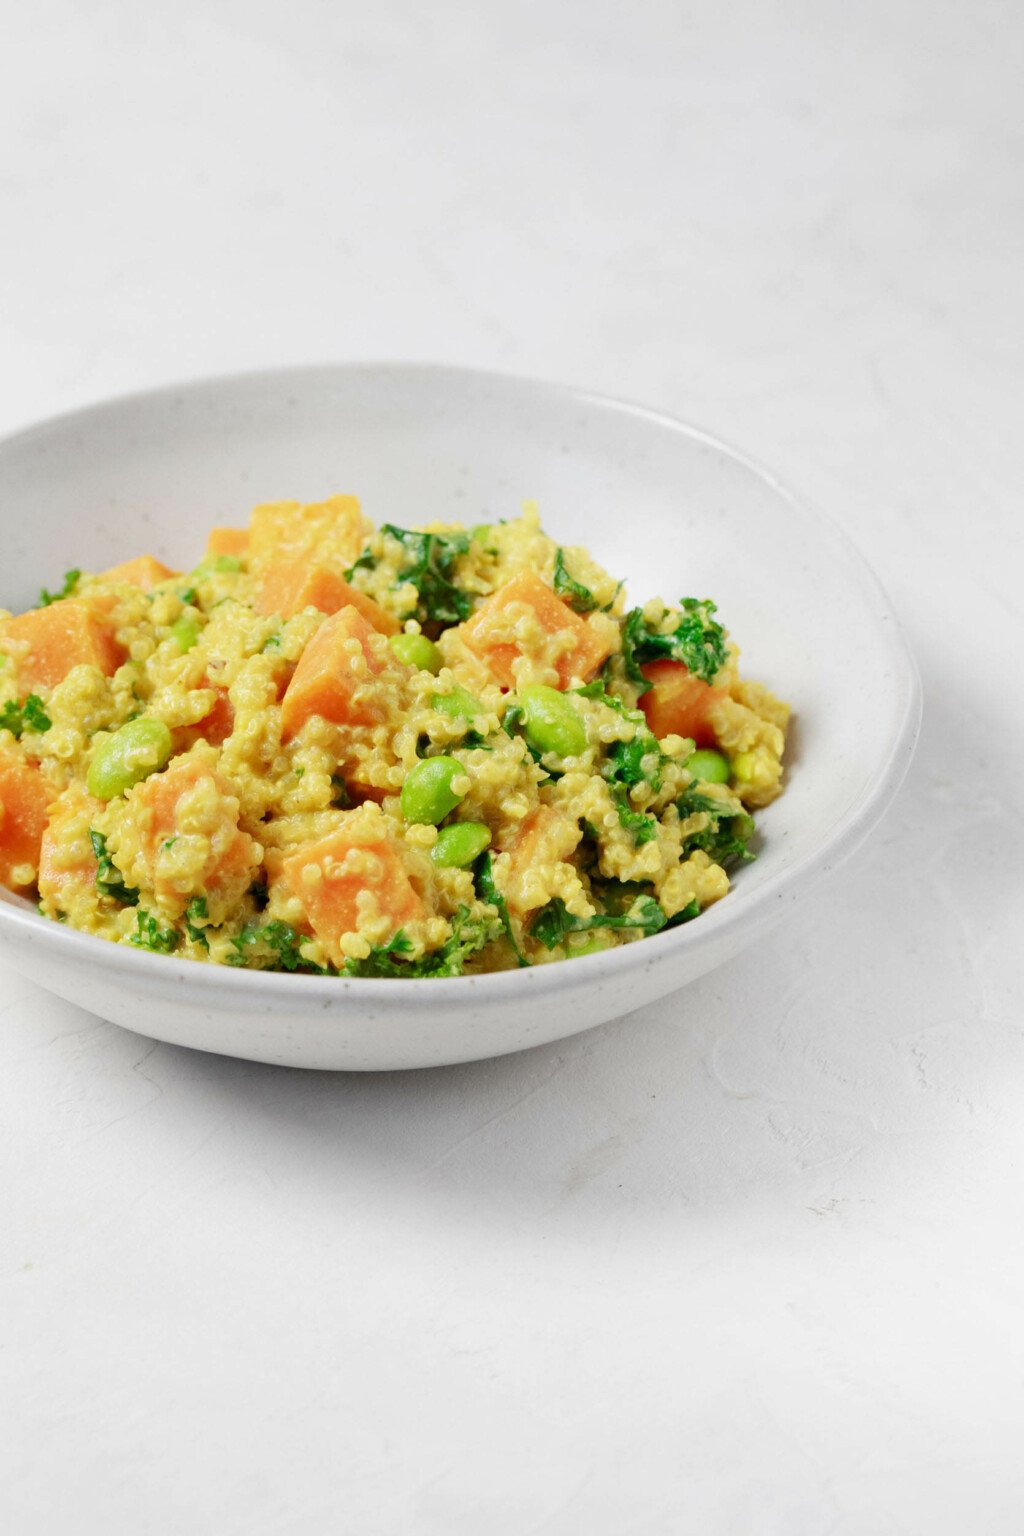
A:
[0,360,922,1003]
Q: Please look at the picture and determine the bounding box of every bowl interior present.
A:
[0,364,909,915]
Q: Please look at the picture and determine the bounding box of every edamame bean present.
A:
[171,616,201,652]
[431,821,491,868]
[687,748,730,784]
[731,752,756,783]
[430,685,484,722]
[389,632,442,673]
[87,717,173,801]
[400,756,466,824]
[518,684,587,758]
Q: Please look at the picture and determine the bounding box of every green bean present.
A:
[686,748,730,784]
[518,684,587,758]
[430,684,484,722]
[87,718,173,801]
[389,632,442,673]
[400,756,466,825]
[431,821,492,868]
[171,616,201,653]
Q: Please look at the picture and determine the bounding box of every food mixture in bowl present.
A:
[0,496,789,975]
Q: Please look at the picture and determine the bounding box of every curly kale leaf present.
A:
[39,569,81,607]
[609,784,659,845]
[0,694,52,739]
[621,597,727,689]
[229,920,328,973]
[677,787,756,868]
[130,909,180,953]
[530,893,668,951]
[474,851,529,967]
[347,524,472,627]
[89,830,139,907]
[552,548,598,613]
[342,906,497,978]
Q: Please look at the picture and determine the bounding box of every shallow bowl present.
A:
[0,364,920,1069]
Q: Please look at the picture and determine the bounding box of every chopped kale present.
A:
[89,830,139,907]
[530,893,668,950]
[677,787,756,867]
[229,920,327,973]
[609,784,659,845]
[185,896,210,948]
[621,598,727,689]
[130,909,180,953]
[552,548,598,613]
[38,569,81,607]
[342,906,497,978]
[474,851,529,967]
[0,694,52,739]
[347,524,472,628]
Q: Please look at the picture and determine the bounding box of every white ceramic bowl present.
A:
[0,364,920,1069]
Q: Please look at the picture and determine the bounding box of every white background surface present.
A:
[2,3,1022,1532]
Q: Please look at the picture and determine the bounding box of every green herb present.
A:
[178,586,198,607]
[261,633,281,652]
[474,851,529,967]
[229,920,326,973]
[342,906,497,978]
[184,896,210,948]
[347,525,472,627]
[530,893,668,950]
[677,788,756,867]
[609,785,659,845]
[89,830,140,906]
[621,598,727,689]
[130,909,180,953]
[0,694,52,739]
[38,569,81,607]
[552,548,598,613]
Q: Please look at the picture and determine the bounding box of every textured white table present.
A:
[2,4,1022,1532]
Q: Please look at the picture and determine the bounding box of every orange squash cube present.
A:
[282,812,423,963]
[249,494,369,575]
[37,785,102,907]
[280,606,396,740]
[0,746,53,889]
[125,754,259,914]
[255,558,398,632]
[2,600,126,691]
[639,659,725,748]
[100,555,178,589]
[206,527,250,560]
[461,570,611,688]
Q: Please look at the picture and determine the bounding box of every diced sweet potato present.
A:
[124,754,259,916]
[280,606,397,739]
[461,570,611,687]
[100,555,178,589]
[248,494,370,575]
[282,811,423,962]
[505,806,582,912]
[255,558,399,632]
[206,527,250,560]
[0,745,53,889]
[194,689,234,746]
[1,600,126,691]
[38,785,102,907]
[639,659,725,748]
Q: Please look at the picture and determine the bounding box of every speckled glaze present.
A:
[0,365,920,1068]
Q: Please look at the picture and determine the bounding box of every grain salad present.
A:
[0,496,790,976]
